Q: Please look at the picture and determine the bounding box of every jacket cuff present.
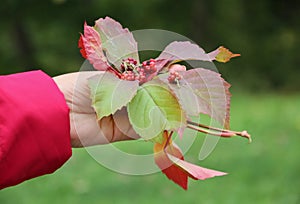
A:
[0,70,72,189]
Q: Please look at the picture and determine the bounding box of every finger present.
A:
[99,107,140,143]
[70,112,112,147]
[72,108,139,147]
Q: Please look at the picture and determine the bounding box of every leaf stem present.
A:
[164,131,173,149]
[187,121,251,142]
[107,66,122,78]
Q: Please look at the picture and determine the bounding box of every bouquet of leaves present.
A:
[79,17,251,190]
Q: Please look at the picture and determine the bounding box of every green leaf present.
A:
[88,72,139,119]
[128,79,186,141]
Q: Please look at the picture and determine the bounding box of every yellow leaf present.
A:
[215,46,240,63]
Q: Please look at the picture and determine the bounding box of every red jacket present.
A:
[0,71,72,189]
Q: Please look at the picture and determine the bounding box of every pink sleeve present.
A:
[0,70,72,189]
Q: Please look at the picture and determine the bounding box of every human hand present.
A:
[53,71,139,147]
[53,63,186,147]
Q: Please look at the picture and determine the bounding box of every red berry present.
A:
[149,61,155,67]
[149,66,157,74]
[168,71,182,83]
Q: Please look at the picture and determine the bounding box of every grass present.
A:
[1,93,299,204]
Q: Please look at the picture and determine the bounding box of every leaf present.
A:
[88,72,139,119]
[128,79,186,141]
[95,17,139,68]
[155,41,211,71]
[154,131,226,190]
[78,35,87,58]
[159,68,231,129]
[158,75,200,116]
[154,131,188,189]
[156,42,240,72]
[208,46,240,63]
[79,22,110,71]
[167,154,227,180]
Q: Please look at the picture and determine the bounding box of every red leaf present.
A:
[156,42,240,73]
[155,41,210,71]
[154,131,227,190]
[80,22,110,71]
[95,17,139,68]
[167,154,227,180]
[182,68,231,128]
[154,147,188,190]
[154,132,188,190]
[159,68,231,129]
[78,35,87,58]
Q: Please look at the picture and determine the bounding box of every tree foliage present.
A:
[0,0,298,90]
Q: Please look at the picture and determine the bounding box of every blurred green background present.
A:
[0,0,299,203]
[0,0,299,91]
